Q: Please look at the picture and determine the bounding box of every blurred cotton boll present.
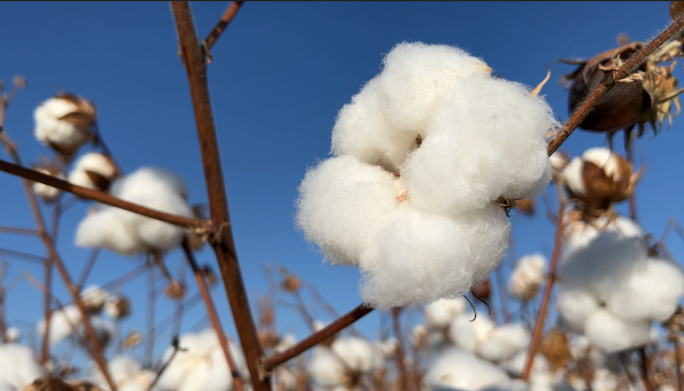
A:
[75,167,194,256]
[68,152,119,192]
[309,337,385,389]
[90,355,155,391]
[423,348,509,391]
[508,254,547,301]
[33,93,96,157]
[423,298,467,329]
[32,167,65,203]
[80,285,109,313]
[583,308,651,353]
[562,210,643,250]
[475,323,531,363]
[0,344,45,390]
[36,304,82,346]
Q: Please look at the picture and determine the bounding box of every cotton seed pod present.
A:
[163,281,186,301]
[564,43,651,138]
[258,330,281,350]
[104,295,131,320]
[68,153,119,192]
[32,167,66,203]
[514,198,535,217]
[123,330,143,349]
[561,148,637,211]
[33,93,97,158]
[471,279,491,300]
[282,274,302,293]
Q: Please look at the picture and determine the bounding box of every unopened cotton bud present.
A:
[200,264,218,286]
[68,152,119,192]
[508,254,547,301]
[163,281,186,301]
[281,274,302,293]
[34,93,96,157]
[32,168,66,203]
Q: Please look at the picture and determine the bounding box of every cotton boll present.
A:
[508,254,547,301]
[591,369,618,391]
[309,347,347,387]
[296,155,398,266]
[68,152,119,192]
[501,351,550,378]
[555,289,599,334]
[34,94,95,154]
[36,304,82,346]
[79,316,116,349]
[475,323,531,363]
[3,328,21,343]
[423,348,509,391]
[32,168,65,202]
[309,337,384,389]
[331,79,419,170]
[424,298,467,329]
[562,212,643,250]
[448,313,495,353]
[91,355,154,391]
[560,158,586,197]
[550,152,569,175]
[81,285,108,313]
[584,308,651,353]
[410,325,428,348]
[359,202,509,309]
[403,76,554,215]
[76,207,147,255]
[0,344,45,390]
[606,256,684,322]
[274,334,297,352]
[568,336,591,362]
[376,42,492,131]
[104,295,132,320]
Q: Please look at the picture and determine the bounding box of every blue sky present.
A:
[1,1,683,366]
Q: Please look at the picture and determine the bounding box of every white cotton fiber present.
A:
[3,328,21,343]
[68,152,118,191]
[560,158,586,197]
[36,304,82,346]
[0,382,15,391]
[563,214,643,250]
[555,289,599,335]
[501,351,550,378]
[479,380,531,391]
[584,308,651,353]
[81,285,108,312]
[475,323,531,363]
[375,42,492,131]
[295,155,398,266]
[75,167,194,255]
[403,76,554,215]
[91,355,155,391]
[448,313,495,353]
[581,148,623,180]
[359,202,509,309]
[309,337,385,388]
[33,168,65,202]
[424,298,467,329]
[34,97,90,149]
[0,344,45,390]
[155,329,249,391]
[79,316,116,349]
[606,256,684,322]
[423,348,509,391]
[508,254,547,301]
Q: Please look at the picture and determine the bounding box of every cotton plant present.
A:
[308,336,387,390]
[68,152,120,192]
[296,41,556,309]
[154,328,250,391]
[0,344,45,390]
[555,229,684,353]
[33,93,96,157]
[508,254,547,302]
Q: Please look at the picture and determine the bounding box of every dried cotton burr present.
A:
[296,42,556,309]
[34,93,96,158]
[508,253,547,301]
[68,152,119,192]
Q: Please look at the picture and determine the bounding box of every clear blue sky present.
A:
[1,1,683,366]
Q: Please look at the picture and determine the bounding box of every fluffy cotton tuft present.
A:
[90,355,155,391]
[68,152,119,192]
[584,309,651,353]
[448,313,495,353]
[508,254,547,301]
[308,337,385,388]
[3,328,21,344]
[36,304,82,346]
[562,212,643,250]
[81,285,109,313]
[33,168,66,202]
[423,348,509,391]
[424,298,467,329]
[0,344,45,390]
[297,42,556,308]
[34,94,95,152]
[475,323,531,363]
[75,167,194,255]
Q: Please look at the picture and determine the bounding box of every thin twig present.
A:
[76,249,101,291]
[521,182,566,381]
[171,3,265,388]
[0,225,38,236]
[145,336,186,391]
[145,265,156,368]
[673,329,682,391]
[391,308,413,391]
[0,247,48,265]
[640,346,654,391]
[204,1,244,52]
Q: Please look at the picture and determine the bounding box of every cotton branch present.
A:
[170,2,266,389]
[547,11,684,156]
[204,1,244,53]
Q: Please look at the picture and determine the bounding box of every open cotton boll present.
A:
[501,351,550,378]
[68,152,119,192]
[34,94,95,152]
[555,289,599,334]
[606,256,684,322]
[36,304,82,346]
[4,327,21,343]
[331,79,419,171]
[475,323,531,363]
[423,348,509,391]
[584,308,651,353]
[508,254,547,301]
[403,76,554,215]
[295,155,398,266]
[33,168,65,202]
[155,329,249,391]
[448,313,495,352]
[424,298,467,329]
[76,167,194,255]
[562,213,643,250]
[81,285,108,313]
[375,42,492,131]
[91,355,154,391]
[274,334,297,352]
[359,202,509,309]
[78,316,116,349]
[0,344,45,390]
[309,337,384,388]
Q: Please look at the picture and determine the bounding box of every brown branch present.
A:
[145,265,156,368]
[391,308,413,391]
[521,182,566,381]
[260,303,374,372]
[76,249,101,291]
[0,247,48,265]
[40,257,52,365]
[0,158,207,231]
[182,237,245,391]
[170,3,266,389]
[640,347,654,391]
[547,12,684,156]
[145,336,185,391]
[204,1,244,52]
[0,225,38,236]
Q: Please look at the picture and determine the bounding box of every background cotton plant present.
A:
[296,41,556,309]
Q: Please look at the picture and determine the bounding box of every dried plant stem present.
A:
[171,3,266,388]
[145,265,157,368]
[0,264,6,342]
[625,133,638,221]
[39,257,52,365]
[391,308,413,391]
[673,331,683,391]
[521,182,566,381]
[0,158,207,231]
[154,293,203,339]
[76,249,101,291]
[547,12,684,156]
[0,247,47,265]
[204,1,244,52]
[639,347,653,391]
[260,303,374,372]
[145,336,183,391]
[181,238,245,391]
[0,225,38,236]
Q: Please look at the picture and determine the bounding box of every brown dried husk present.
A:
[564,154,633,211]
[123,330,143,349]
[282,274,302,293]
[163,281,187,301]
[112,296,132,319]
[258,329,281,349]
[515,197,535,216]
[22,376,103,391]
[539,328,573,371]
